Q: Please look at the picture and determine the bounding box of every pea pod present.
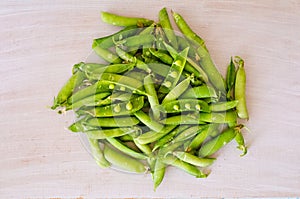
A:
[149,48,173,65]
[101,11,153,27]
[172,125,208,143]
[209,100,239,112]
[118,34,156,47]
[172,11,206,50]
[66,92,111,110]
[161,155,207,178]
[93,25,139,49]
[161,99,210,113]
[152,125,189,151]
[186,126,210,152]
[159,47,189,93]
[234,56,249,119]
[135,125,177,145]
[84,96,144,117]
[88,138,111,168]
[159,7,178,49]
[173,151,215,168]
[144,74,161,121]
[51,71,85,109]
[85,116,140,127]
[162,77,191,104]
[85,127,138,139]
[198,125,243,157]
[153,159,166,191]
[106,137,148,159]
[103,144,147,174]
[93,45,122,64]
[134,110,164,132]
[235,131,247,156]
[226,57,236,98]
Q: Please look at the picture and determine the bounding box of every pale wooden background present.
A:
[1,0,300,198]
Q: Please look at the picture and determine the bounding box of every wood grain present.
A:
[1,0,299,198]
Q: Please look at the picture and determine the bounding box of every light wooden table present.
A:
[1,1,299,198]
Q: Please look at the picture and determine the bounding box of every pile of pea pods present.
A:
[51,8,249,190]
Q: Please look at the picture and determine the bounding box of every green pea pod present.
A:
[172,11,207,50]
[101,11,154,27]
[134,110,164,132]
[78,63,107,74]
[153,159,166,191]
[66,92,111,110]
[161,99,210,113]
[198,125,243,157]
[85,127,138,139]
[85,117,140,127]
[51,71,85,109]
[88,138,111,168]
[147,62,171,78]
[180,85,217,99]
[172,125,208,143]
[115,47,151,73]
[235,131,247,156]
[103,144,148,174]
[85,63,135,80]
[186,126,210,152]
[173,151,215,168]
[92,44,122,64]
[209,100,239,112]
[234,56,249,119]
[159,7,178,49]
[226,57,236,94]
[162,77,191,104]
[135,125,177,145]
[162,155,207,178]
[199,111,237,124]
[149,48,173,65]
[159,47,189,93]
[118,34,156,47]
[152,125,189,151]
[144,74,161,121]
[106,137,148,160]
[93,25,139,49]
[84,96,144,117]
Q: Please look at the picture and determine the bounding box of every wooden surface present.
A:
[1,1,300,198]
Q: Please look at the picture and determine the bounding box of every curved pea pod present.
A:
[199,111,237,124]
[115,47,151,73]
[51,71,85,109]
[172,125,208,143]
[180,85,217,99]
[86,63,135,80]
[161,155,207,178]
[152,125,189,151]
[172,11,206,50]
[147,62,171,78]
[173,151,215,168]
[103,144,148,174]
[99,73,147,95]
[77,63,106,75]
[93,44,122,64]
[85,127,138,139]
[159,47,189,93]
[161,114,204,125]
[186,126,210,152]
[196,46,226,94]
[106,137,148,160]
[153,159,166,191]
[68,118,97,133]
[101,11,154,27]
[162,77,191,104]
[144,74,161,121]
[225,57,236,98]
[209,100,239,112]
[159,7,178,49]
[234,56,249,120]
[135,125,177,145]
[161,99,210,113]
[66,92,111,110]
[117,34,156,48]
[235,131,247,156]
[198,125,243,157]
[88,138,111,168]
[85,116,140,127]
[134,110,164,132]
[149,48,173,65]
[83,96,144,117]
[93,25,139,49]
